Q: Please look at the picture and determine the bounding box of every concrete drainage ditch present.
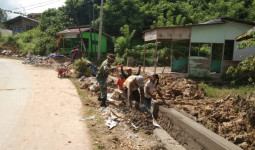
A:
[153,103,242,150]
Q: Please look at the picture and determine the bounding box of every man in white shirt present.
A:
[144,74,165,110]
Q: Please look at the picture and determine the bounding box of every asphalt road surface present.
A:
[0,58,91,150]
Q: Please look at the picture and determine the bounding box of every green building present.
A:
[56,26,110,58]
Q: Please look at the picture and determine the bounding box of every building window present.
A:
[224,40,234,60]
[92,40,98,45]
[13,26,22,34]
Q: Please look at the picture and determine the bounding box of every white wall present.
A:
[0,28,12,36]
[233,42,255,61]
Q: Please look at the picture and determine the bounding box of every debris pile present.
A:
[80,77,100,93]
[173,94,255,150]
[158,75,205,100]
[22,55,70,68]
[125,109,156,135]
[208,95,255,149]
[1,50,13,56]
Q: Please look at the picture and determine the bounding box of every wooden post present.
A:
[170,40,173,72]
[210,43,213,73]
[154,40,158,74]
[187,40,191,74]
[97,0,104,61]
[220,43,225,75]
[143,42,146,73]
[75,17,87,57]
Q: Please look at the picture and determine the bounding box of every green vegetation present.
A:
[200,83,255,98]
[237,31,255,49]
[74,58,92,77]
[226,56,255,84]
[2,0,255,61]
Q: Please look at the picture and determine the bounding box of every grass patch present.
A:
[70,77,93,103]
[200,83,255,98]
[70,77,110,150]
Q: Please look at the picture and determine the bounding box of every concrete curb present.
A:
[153,106,242,150]
[154,128,186,150]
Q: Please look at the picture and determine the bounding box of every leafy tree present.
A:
[37,8,73,54]
[237,31,255,49]
[0,9,7,28]
[102,0,144,36]
[65,0,100,26]
[114,24,136,57]
[0,9,7,22]
[226,55,255,84]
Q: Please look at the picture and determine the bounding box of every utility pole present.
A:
[97,0,104,61]
[70,0,87,57]
[92,0,96,56]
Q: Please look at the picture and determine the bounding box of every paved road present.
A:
[0,58,92,150]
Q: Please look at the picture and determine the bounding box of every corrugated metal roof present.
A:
[56,28,90,35]
[5,16,38,23]
[199,18,223,25]
[199,17,255,26]
[236,26,255,41]
[143,17,255,34]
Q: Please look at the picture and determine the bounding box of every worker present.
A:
[71,45,83,63]
[144,74,165,110]
[120,64,141,79]
[115,73,126,91]
[123,75,144,109]
[96,53,116,107]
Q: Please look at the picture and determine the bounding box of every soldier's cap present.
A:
[107,53,116,60]
[135,75,144,87]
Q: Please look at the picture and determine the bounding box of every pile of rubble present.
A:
[125,109,156,135]
[1,50,13,56]
[203,95,255,149]
[173,94,255,149]
[158,75,205,100]
[22,55,70,68]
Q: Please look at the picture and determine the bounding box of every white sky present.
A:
[0,0,66,19]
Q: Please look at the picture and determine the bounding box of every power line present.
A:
[1,0,62,16]
[24,0,62,11]
[10,0,58,11]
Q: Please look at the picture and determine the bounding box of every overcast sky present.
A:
[0,0,66,19]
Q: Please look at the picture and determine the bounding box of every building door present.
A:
[210,43,224,73]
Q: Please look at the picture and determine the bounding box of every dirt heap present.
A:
[158,75,205,100]
[124,109,156,135]
[0,43,19,56]
[173,94,255,150]
[23,55,70,68]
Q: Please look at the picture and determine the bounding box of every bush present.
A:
[226,55,255,84]
[74,58,92,77]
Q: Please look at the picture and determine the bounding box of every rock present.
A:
[234,135,246,144]
[205,106,212,115]
[89,84,100,92]
[111,89,123,100]
[79,76,86,81]
[238,142,249,149]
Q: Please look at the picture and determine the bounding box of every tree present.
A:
[36,8,73,54]
[102,0,144,36]
[0,9,7,22]
[114,24,136,57]
[0,9,7,27]
[237,31,255,49]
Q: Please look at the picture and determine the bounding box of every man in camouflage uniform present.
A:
[96,53,116,107]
